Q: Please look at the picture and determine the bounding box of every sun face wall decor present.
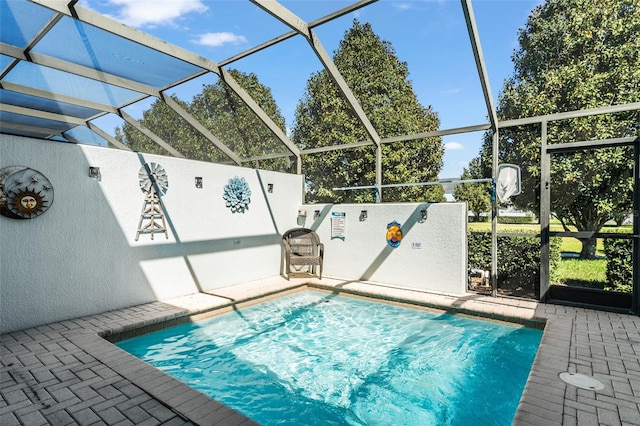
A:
[223,176,251,213]
[0,166,54,219]
[386,220,403,248]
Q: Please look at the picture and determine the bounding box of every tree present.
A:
[115,95,197,158]
[453,157,491,222]
[481,0,639,259]
[291,20,444,203]
[115,70,292,172]
[190,70,293,172]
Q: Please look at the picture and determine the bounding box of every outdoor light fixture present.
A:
[297,208,307,226]
[88,167,101,181]
[360,210,368,221]
[420,209,428,222]
[195,177,203,188]
[267,183,273,193]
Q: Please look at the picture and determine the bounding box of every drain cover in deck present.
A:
[559,372,605,390]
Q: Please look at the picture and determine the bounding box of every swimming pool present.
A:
[117,290,542,425]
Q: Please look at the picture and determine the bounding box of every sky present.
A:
[82,0,543,179]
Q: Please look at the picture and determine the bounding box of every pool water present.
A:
[117,290,542,425]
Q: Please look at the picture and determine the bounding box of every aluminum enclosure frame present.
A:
[1,0,639,309]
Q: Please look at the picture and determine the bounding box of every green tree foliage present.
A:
[480,0,639,259]
[291,20,444,203]
[116,96,195,157]
[115,70,293,172]
[190,71,293,172]
[453,157,491,221]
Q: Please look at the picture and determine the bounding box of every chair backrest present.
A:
[282,228,320,256]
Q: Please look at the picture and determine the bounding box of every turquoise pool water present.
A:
[117,290,542,425]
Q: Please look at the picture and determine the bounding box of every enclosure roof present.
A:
[1,1,196,139]
[1,0,493,169]
[1,0,638,174]
[1,0,394,167]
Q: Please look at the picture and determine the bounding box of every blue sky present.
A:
[83,0,542,178]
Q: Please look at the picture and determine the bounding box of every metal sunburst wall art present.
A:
[138,162,169,195]
[0,166,54,220]
[223,176,251,213]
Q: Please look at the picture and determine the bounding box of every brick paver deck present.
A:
[2,277,640,425]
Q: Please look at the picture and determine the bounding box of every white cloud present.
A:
[392,1,439,11]
[192,32,248,47]
[441,87,462,95]
[102,0,208,28]
[445,142,464,150]
[392,2,413,11]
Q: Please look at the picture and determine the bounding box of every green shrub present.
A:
[604,239,632,292]
[498,215,534,224]
[468,231,561,290]
[468,216,489,222]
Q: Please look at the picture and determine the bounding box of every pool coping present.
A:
[3,276,640,425]
[82,277,549,425]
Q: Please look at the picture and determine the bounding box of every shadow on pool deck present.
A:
[2,276,640,425]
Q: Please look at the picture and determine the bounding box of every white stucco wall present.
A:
[0,135,304,333]
[1,135,469,334]
[297,203,468,294]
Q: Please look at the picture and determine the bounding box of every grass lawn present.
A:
[559,237,605,256]
[555,258,607,288]
[468,220,632,290]
[467,220,632,235]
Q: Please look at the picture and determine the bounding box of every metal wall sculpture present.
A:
[135,163,168,241]
[223,176,251,213]
[0,166,54,219]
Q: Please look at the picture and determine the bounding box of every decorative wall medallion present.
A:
[0,166,54,219]
[386,220,403,248]
[223,176,251,213]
